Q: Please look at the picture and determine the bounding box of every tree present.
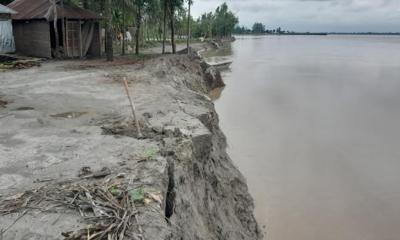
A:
[234,26,251,35]
[210,3,238,38]
[252,22,265,34]
[186,0,192,54]
[168,0,184,53]
[162,0,168,53]
[191,3,237,39]
[169,2,176,53]
[49,0,60,56]
[121,0,126,55]
[128,0,160,55]
[105,0,114,61]
[135,0,143,55]
[82,0,89,8]
[143,0,162,44]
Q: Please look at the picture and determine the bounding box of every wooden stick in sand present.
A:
[122,77,143,138]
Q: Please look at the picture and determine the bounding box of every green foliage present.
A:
[109,186,122,196]
[143,147,157,160]
[234,26,252,34]
[213,3,238,37]
[192,2,238,39]
[4,0,240,55]
[252,22,265,34]
[129,188,145,204]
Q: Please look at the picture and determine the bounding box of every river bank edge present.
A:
[0,42,263,239]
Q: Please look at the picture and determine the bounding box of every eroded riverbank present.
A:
[0,53,261,239]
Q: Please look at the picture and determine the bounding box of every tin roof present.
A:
[0,3,17,14]
[8,0,102,21]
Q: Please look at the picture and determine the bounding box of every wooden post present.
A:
[51,0,59,54]
[105,0,113,61]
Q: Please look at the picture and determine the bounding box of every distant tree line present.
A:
[234,23,293,35]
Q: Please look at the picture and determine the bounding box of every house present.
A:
[7,0,102,58]
[0,4,17,54]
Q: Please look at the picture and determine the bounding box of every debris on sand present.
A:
[0,55,41,71]
[78,167,112,179]
[0,176,161,240]
[7,61,41,70]
[0,99,7,108]
[101,118,154,139]
[15,106,35,111]
[78,166,93,177]
[62,57,145,71]
[51,111,88,119]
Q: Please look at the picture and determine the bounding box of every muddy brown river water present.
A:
[210,35,400,240]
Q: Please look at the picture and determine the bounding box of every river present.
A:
[209,35,400,240]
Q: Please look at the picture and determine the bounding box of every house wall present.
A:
[13,20,52,58]
[88,22,101,57]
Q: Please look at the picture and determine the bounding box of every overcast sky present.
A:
[192,0,400,32]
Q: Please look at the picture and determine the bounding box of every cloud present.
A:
[192,0,400,32]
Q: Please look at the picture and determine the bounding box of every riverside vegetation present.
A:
[0,0,238,57]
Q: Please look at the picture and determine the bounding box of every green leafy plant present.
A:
[109,186,122,196]
[129,188,145,203]
[143,147,157,160]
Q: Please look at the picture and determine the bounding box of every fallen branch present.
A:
[0,178,150,240]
